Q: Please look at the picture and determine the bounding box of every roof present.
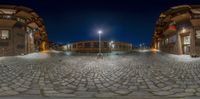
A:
[0,5,42,23]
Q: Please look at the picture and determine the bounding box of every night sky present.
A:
[0,0,199,46]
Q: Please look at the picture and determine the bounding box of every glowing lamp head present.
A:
[98,30,103,34]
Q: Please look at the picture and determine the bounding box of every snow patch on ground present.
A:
[0,57,6,61]
[167,54,200,62]
[136,49,150,52]
[48,50,62,53]
[16,52,50,59]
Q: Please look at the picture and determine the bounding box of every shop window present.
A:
[196,30,200,39]
[169,35,176,43]
[0,30,9,40]
[165,38,168,45]
[183,36,190,45]
[196,30,200,46]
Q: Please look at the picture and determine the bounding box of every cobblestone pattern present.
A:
[0,52,200,98]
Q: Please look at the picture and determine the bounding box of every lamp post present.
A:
[97,30,103,59]
[109,40,114,52]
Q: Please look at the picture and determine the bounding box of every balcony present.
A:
[171,13,190,23]
[190,14,200,26]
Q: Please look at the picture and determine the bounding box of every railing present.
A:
[0,14,27,23]
[191,14,200,19]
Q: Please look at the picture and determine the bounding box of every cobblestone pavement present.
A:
[0,51,200,99]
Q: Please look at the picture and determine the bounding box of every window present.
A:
[73,44,76,48]
[17,18,26,23]
[77,43,83,48]
[3,15,11,19]
[104,42,108,48]
[195,30,200,46]
[169,35,176,43]
[84,42,91,48]
[93,42,99,48]
[196,30,200,39]
[0,30,9,40]
[0,42,9,46]
[78,43,83,46]
[165,38,168,45]
[183,36,190,45]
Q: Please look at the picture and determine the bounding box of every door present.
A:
[182,35,190,54]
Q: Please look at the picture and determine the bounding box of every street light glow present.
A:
[109,40,114,46]
[182,28,186,33]
[98,30,103,34]
[112,44,115,48]
[67,44,70,48]
[111,40,114,44]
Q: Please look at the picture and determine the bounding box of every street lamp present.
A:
[97,30,103,59]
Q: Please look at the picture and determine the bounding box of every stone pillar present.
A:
[177,32,182,55]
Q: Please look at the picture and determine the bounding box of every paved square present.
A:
[0,51,200,99]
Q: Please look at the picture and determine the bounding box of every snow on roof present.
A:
[171,5,191,9]
[191,9,200,14]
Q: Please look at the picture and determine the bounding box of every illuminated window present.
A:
[196,30,200,39]
[0,30,9,40]
[183,36,190,45]
[104,42,108,47]
[195,30,200,46]
[17,18,26,23]
[165,38,168,45]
